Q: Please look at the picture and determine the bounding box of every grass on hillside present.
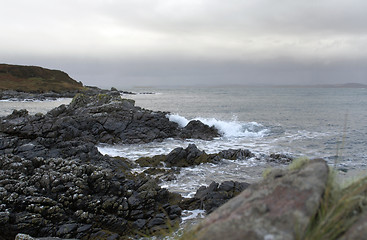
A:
[0,64,83,92]
[0,77,83,92]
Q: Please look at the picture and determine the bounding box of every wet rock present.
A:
[217,149,254,160]
[181,181,250,214]
[180,120,220,140]
[0,154,182,239]
[133,219,147,229]
[56,224,78,237]
[267,153,293,164]
[0,94,220,161]
[0,211,10,224]
[165,144,211,167]
[15,234,35,240]
[137,156,166,167]
[137,144,255,168]
[191,159,329,240]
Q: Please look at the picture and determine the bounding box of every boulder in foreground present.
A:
[190,159,329,240]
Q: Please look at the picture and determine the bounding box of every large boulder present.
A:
[190,159,329,240]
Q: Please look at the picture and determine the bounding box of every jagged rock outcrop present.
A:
[137,144,254,168]
[179,120,219,140]
[190,159,329,240]
[0,94,219,161]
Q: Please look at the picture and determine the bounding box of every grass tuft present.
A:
[301,171,367,240]
[262,167,273,179]
[288,157,310,171]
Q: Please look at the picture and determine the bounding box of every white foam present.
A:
[181,209,206,222]
[167,114,189,128]
[166,113,268,138]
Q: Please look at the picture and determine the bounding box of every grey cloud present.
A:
[1,0,367,87]
[92,0,367,35]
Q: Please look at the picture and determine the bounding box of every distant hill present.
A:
[336,83,367,88]
[0,64,83,93]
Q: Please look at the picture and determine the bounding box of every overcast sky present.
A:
[1,0,367,88]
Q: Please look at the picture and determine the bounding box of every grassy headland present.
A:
[0,64,84,93]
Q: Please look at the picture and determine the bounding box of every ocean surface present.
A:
[1,87,367,198]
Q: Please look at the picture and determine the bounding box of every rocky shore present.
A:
[0,91,267,239]
[0,86,135,102]
[2,90,365,240]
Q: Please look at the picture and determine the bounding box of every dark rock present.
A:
[132,219,147,229]
[56,224,78,237]
[137,144,255,169]
[0,154,181,239]
[76,224,92,233]
[137,156,166,167]
[0,91,235,239]
[147,217,166,228]
[181,181,250,214]
[180,120,219,140]
[192,159,329,240]
[0,94,220,162]
[267,153,293,164]
[218,149,255,160]
[165,144,211,167]
[0,211,10,224]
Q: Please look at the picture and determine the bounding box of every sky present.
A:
[1,0,367,88]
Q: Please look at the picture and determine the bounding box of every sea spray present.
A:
[167,113,268,138]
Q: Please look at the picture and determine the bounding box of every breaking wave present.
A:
[167,114,268,138]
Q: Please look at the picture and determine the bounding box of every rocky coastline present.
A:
[0,90,276,240]
[1,89,366,240]
[0,86,136,102]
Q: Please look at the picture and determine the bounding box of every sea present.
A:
[1,86,367,200]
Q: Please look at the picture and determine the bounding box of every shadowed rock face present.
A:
[192,159,329,240]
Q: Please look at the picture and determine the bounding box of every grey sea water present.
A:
[98,86,367,197]
[126,87,367,164]
[1,87,367,196]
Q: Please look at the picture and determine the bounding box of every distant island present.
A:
[0,64,83,93]
[253,83,367,88]
[297,83,367,88]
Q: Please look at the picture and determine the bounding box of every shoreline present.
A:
[1,91,275,239]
